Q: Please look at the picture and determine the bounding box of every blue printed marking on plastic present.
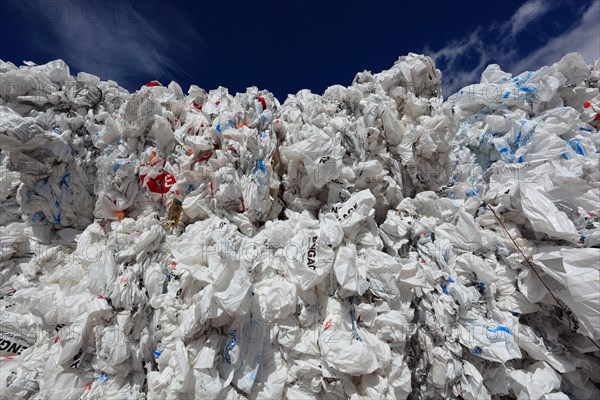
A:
[567,140,585,155]
[153,350,161,358]
[162,272,170,294]
[514,131,522,146]
[441,284,448,295]
[473,347,483,356]
[514,121,525,147]
[247,354,262,382]
[486,325,512,335]
[253,354,262,368]
[224,330,237,364]
[520,132,533,146]
[518,86,534,94]
[497,326,512,334]
[564,386,575,399]
[514,121,532,148]
[478,282,485,294]
[503,91,510,99]
[350,299,364,342]
[113,163,120,173]
[442,246,451,263]
[520,71,532,84]
[442,278,454,295]
[498,145,516,162]
[31,211,45,223]
[99,374,107,383]
[61,174,70,188]
[257,159,265,172]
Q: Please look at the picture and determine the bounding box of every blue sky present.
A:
[1,0,598,101]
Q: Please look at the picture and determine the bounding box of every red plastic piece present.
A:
[257,97,267,111]
[197,151,212,163]
[143,172,176,194]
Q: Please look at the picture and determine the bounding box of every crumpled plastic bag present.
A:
[1,52,600,400]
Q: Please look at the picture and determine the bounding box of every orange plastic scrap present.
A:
[112,210,124,220]
[163,199,183,228]
[149,150,157,162]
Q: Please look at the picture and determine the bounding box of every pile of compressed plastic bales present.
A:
[0,52,599,399]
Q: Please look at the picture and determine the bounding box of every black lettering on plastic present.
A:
[0,339,10,351]
[306,236,318,271]
[7,341,22,354]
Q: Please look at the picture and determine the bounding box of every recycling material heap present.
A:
[1,53,599,399]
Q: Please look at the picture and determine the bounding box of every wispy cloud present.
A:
[424,28,508,94]
[503,0,552,36]
[29,0,206,89]
[512,0,600,73]
[425,0,598,96]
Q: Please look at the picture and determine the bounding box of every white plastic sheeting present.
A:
[0,52,599,399]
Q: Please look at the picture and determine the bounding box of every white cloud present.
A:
[425,0,600,96]
[425,30,490,94]
[512,1,600,74]
[32,1,205,89]
[424,0,542,95]
[504,0,552,37]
